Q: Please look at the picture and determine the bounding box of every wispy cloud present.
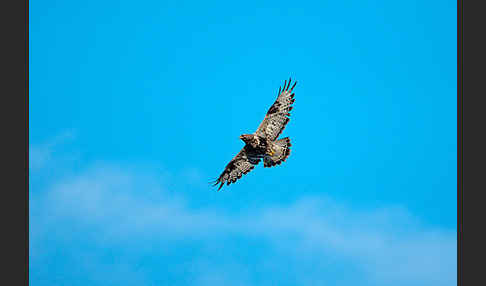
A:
[31,163,456,286]
[29,130,76,170]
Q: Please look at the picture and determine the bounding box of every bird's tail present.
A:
[264,137,291,167]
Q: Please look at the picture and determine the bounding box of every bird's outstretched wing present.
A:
[255,78,296,141]
[213,146,260,190]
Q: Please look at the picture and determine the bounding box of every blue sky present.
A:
[30,0,457,285]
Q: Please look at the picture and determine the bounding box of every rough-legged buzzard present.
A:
[213,78,297,190]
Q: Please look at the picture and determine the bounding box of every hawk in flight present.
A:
[213,78,297,190]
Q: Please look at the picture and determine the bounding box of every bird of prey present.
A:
[213,78,297,190]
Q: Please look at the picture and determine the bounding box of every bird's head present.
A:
[239,134,254,144]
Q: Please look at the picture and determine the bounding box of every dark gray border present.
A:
[1,0,28,285]
[462,0,486,285]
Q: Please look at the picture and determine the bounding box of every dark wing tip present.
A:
[217,181,224,191]
[290,80,297,92]
[209,176,220,183]
[280,77,296,92]
[210,176,225,191]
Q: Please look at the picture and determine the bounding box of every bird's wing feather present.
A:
[255,78,296,141]
[213,146,260,190]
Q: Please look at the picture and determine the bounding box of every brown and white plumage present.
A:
[213,146,261,190]
[255,79,296,141]
[213,78,297,191]
[263,137,292,167]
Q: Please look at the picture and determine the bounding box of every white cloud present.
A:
[31,162,456,286]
